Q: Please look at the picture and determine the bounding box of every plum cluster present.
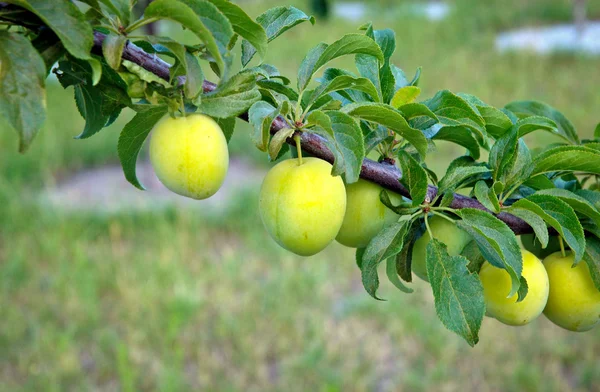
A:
[147,116,600,332]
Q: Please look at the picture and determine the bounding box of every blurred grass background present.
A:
[2,0,600,390]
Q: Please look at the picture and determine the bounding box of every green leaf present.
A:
[512,115,558,138]
[505,100,579,144]
[516,276,529,303]
[583,236,600,291]
[390,86,421,108]
[386,257,413,294]
[301,89,334,111]
[304,111,345,178]
[439,192,454,208]
[576,190,600,209]
[536,188,600,228]
[493,181,505,194]
[370,27,395,60]
[461,240,487,273]
[425,124,481,160]
[362,221,410,300]
[457,94,513,138]
[74,83,109,139]
[355,53,380,100]
[268,128,295,161]
[456,208,523,297]
[354,25,386,101]
[57,58,130,139]
[10,0,93,60]
[437,157,490,195]
[474,181,500,213]
[379,190,419,215]
[379,62,395,104]
[505,140,534,188]
[297,34,384,91]
[182,52,204,99]
[396,223,423,282]
[145,0,232,74]
[297,43,327,92]
[409,67,422,86]
[248,101,279,151]
[399,103,438,122]
[31,27,66,75]
[504,205,549,249]
[102,34,127,70]
[88,58,102,87]
[523,175,555,191]
[489,128,518,181]
[341,102,428,158]
[371,28,396,102]
[489,129,533,189]
[479,106,513,138]
[422,90,486,142]
[198,72,260,118]
[363,125,392,154]
[502,108,519,124]
[206,0,268,63]
[356,247,365,269]
[513,195,585,262]
[215,116,235,143]
[148,37,204,99]
[595,123,600,139]
[392,65,420,89]
[426,239,485,347]
[242,6,314,66]
[583,142,600,152]
[0,31,46,152]
[246,63,288,82]
[257,80,299,101]
[397,150,428,206]
[100,0,131,24]
[327,111,365,183]
[532,146,600,176]
[117,106,168,189]
[307,75,380,110]
[319,68,368,104]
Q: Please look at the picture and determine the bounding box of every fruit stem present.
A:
[559,236,566,257]
[424,213,434,239]
[431,210,456,224]
[431,206,460,217]
[294,134,303,166]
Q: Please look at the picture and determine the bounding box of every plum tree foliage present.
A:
[1,0,600,346]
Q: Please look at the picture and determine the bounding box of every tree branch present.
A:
[101,31,532,234]
[0,3,533,234]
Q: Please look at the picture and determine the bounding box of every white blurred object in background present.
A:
[496,22,600,55]
[333,2,451,22]
[332,2,366,21]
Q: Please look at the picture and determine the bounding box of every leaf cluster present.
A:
[1,0,600,347]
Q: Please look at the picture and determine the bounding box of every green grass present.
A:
[2,197,600,391]
[2,0,600,390]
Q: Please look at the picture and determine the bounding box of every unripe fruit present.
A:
[479,250,549,326]
[149,114,228,200]
[543,251,600,332]
[336,179,402,248]
[259,158,346,256]
[521,234,562,259]
[411,216,472,281]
